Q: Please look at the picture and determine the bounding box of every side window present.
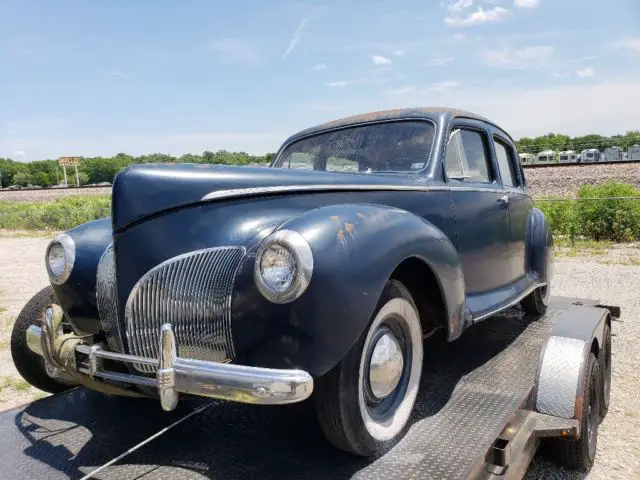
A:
[444,128,492,183]
[326,156,359,173]
[493,139,518,187]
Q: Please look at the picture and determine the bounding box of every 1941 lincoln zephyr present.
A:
[11,107,553,456]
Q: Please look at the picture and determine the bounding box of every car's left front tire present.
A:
[314,279,424,456]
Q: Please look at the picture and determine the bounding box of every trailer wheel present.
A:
[598,324,611,421]
[520,284,550,315]
[314,280,423,456]
[545,353,601,473]
[10,286,77,394]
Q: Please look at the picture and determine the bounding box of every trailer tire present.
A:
[598,323,611,421]
[10,286,76,394]
[545,353,600,473]
[314,280,423,456]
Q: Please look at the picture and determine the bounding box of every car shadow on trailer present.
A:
[5,306,569,479]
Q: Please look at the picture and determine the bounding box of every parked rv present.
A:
[602,147,624,162]
[627,144,640,161]
[518,153,535,166]
[580,148,601,163]
[536,150,557,164]
[559,150,578,163]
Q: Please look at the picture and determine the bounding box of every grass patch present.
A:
[0,376,32,393]
[0,195,111,230]
[598,256,640,266]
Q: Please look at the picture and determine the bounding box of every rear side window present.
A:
[444,129,492,183]
[494,139,517,187]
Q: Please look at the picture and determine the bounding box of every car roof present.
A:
[281,107,503,147]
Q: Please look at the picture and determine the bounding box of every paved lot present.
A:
[0,233,638,478]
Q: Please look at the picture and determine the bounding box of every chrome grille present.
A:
[125,246,245,372]
[96,243,123,351]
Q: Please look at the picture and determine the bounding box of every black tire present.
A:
[10,286,76,394]
[545,353,601,473]
[314,280,424,456]
[599,324,611,421]
[520,284,550,315]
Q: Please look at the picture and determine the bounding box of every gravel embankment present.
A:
[525,163,640,198]
[1,163,639,202]
[0,235,638,478]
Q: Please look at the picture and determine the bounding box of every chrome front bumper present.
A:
[26,306,313,411]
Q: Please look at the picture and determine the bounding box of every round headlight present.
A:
[254,230,313,304]
[45,233,76,285]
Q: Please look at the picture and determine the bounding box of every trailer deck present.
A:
[0,297,615,480]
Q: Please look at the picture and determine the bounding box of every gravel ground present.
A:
[1,163,639,202]
[524,163,640,198]
[0,233,638,478]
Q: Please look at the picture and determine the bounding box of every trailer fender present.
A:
[534,305,610,430]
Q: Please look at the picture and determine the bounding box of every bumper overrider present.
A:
[26,304,314,411]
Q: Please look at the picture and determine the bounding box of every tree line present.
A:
[515,131,640,155]
[0,150,274,188]
[1,129,640,188]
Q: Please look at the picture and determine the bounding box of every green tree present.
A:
[12,172,31,186]
[76,172,89,185]
[30,171,52,186]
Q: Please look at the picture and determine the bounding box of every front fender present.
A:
[263,203,466,376]
[50,217,113,335]
[526,207,553,284]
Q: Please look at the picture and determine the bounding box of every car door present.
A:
[491,132,533,283]
[443,120,511,297]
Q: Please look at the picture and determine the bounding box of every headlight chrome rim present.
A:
[45,233,76,285]
[254,230,313,304]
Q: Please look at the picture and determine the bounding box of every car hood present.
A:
[111,163,427,230]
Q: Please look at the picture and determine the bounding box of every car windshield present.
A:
[272,120,435,174]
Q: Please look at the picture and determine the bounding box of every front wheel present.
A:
[314,280,424,456]
[10,286,77,394]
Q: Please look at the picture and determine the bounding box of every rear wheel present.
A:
[520,283,550,315]
[10,286,77,394]
[314,280,424,456]
[545,353,600,472]
[599,324,612,421]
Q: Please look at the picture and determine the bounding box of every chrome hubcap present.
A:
[369,332,404,400]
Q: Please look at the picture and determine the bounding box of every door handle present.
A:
[498,195,510,206]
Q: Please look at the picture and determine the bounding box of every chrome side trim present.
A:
[201,184,512,202]
[473,282,546,323]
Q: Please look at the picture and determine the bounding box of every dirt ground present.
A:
[0,233,638,478]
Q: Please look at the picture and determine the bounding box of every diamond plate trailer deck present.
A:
[0,297,616,480]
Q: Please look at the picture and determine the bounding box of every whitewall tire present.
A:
[314,280,424,456]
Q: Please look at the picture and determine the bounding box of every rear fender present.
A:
[273,203,467,376]
[526,207,553,284]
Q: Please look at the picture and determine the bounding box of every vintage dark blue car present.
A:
[12,107,553,456]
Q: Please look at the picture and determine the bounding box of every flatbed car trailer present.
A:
[0,296,617,480]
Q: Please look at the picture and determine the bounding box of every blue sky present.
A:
[1,0,639,161]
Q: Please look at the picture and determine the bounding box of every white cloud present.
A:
[283,18,309,60]
[370,54,393,65]
[0,132,284,161]
[380,81,640,138]
[312,63,328,71]
[212,38,262,67]
[429,81,460,91]
[102,70,128,78]
[13,150,25,157]
[551,72,570,78]
[446,0,473,12]
[514,0,540,7]
[393,50,405,57]
[428,56,455,66]
[613,37,640,54]
[576,67,595,78]
[327,80,349,87]
[486,45,554,68]
[445,6,510,27]
[388,86,417,95]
